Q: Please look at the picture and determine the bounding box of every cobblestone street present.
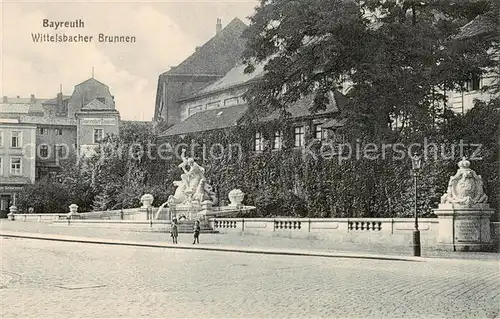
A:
[1,236,499,318]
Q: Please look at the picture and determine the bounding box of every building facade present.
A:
[0,77,120,211]
[446,14,498,113]
[161,61,348,151]
[0,120,36,216]
[154,18,247,125]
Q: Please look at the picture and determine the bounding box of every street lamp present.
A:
[411,153,422,257]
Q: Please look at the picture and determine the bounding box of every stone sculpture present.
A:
[228,189,245,207]
[440,157,488,207]
[167,149,217,207]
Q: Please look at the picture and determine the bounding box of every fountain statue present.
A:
[166,149,217,207]
[153,149,256,221]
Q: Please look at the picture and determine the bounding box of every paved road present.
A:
[1,237,499,318]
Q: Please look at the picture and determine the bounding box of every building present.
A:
[0,119,37,217]
[160,61,348,150]
[0,77,120,210]
[154,18,247,125]
[446,14,498,113]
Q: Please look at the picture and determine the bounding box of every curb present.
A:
[0,231,423,262]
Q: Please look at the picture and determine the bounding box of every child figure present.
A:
[171,218,178,244]
[193,220,201,244]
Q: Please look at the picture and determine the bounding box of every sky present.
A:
[0,0,258,121]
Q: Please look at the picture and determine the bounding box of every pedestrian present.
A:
[171,218,178,244]
[193,220,201,244]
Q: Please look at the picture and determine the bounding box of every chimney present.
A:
[57,92,63,106]
[195,46,201,51]
[16,95,20,99]
[30,94,36,104]
[216,18,222,34]
[2,96,7,103]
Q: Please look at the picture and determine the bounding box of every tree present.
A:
[242,0,498,141]
[17,179,71,213]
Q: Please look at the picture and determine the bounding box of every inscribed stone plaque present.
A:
[455,219,480,242]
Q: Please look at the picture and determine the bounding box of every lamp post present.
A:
[411,154,422,257]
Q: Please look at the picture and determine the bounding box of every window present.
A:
[38,128,48,135]
[224,97,239,106]
[10,157,22,175]
[11,131,22,148]
[93,129,104,143]
[314,124,327,141]
[97,97,106,104]
[294,126,305,147]
[55,145,64,158]
[254,132,264,151]
[55,128,63,136]
[0,130,3,147]
[206,101,220,110]
[273,131,283,150]
[189,106,203,116]
[465,75,481,91]
[40,145,49,158]
[0,157,3,175]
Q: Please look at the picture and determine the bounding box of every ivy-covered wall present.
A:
[160,99,499,219]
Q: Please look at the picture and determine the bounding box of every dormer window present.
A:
[254,132,264,151]
[314,123,327,141]
[464,75,481,92]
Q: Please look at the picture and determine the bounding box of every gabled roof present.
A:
[257,91,346,122]
[76,77,109,88]
[82,98,112,111]
[455,14,498,39]
[179,62,265,101]
[161,104,249,136]
[163,18,247,76]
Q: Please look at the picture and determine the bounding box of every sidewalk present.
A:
[1,220,499,262]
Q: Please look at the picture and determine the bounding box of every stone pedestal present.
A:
[8,205,17,221]
[433,158,496,252]
[434,204,494,251]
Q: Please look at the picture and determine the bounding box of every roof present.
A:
[455,14,498,39]
[162,90,347,136]
[75,77,109,88]
[161,104,249,136]
[323,118,347,129]
[19,116,77,126]
[0,97,48,115]
[42,95,71,105]
[0,103,31,114]
[82,98,113,111]
[179,62,265,101]
[259,91,346,121]
[163,18,247,76]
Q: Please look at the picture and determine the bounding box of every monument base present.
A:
[434,204,494,252]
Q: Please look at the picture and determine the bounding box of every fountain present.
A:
[154,149,255,222]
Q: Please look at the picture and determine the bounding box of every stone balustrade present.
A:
[213,220,238,229]
[210,217,442,248]
[9,213,68,222]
